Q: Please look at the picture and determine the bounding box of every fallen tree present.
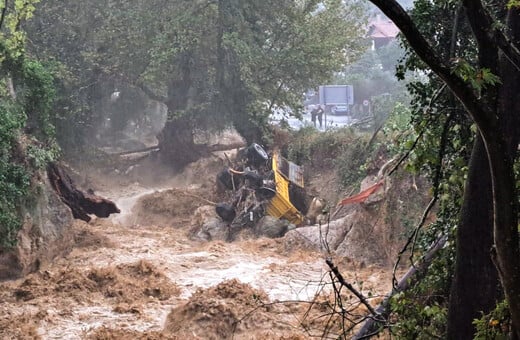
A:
[47,163,120,222]
[353,235,448,339]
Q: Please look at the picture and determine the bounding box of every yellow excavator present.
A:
[215,144,306,227]
[266,151,305,225]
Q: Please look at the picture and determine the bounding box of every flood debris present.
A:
[47,162,120,222]
[213,144,309,241]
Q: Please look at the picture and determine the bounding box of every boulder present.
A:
[194,218,229,242]
[284,215,352,252]
[190,205,229,241]
[253,216,291,238]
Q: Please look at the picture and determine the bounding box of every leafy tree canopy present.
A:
[28,0,369,155]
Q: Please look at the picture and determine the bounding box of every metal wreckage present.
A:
[215,143,309,237]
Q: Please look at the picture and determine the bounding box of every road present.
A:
[270,111,355,131]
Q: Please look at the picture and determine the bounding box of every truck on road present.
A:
[318,85,354,115]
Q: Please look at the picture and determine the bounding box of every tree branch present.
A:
[462,0,520,72]
[463,0,498,52]
[368,0,498,133]
[0,0,7,31]
[325,258,382,321]
[392,113,453,288]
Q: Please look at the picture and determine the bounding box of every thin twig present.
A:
[325,258,381,320]
[392,112,453,287]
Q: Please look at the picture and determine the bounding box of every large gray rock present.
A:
[334,208,389,265]
[194,218,229,241]
[191,205,230,241]
[0,175,74,279]
[284,215,352,252]
[253,216,291,238]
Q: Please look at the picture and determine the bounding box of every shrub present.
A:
[0,59,58,248]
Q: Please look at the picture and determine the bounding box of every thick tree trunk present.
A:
[157,116,203,170]
[485,136,520,339]
[156,56,205,170]
[491,8,520,338]
[447,135,499,339]
[447,3,501,338]
[232,115,264,145]
[367,1,520,336]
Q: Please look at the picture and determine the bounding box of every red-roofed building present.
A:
[368,16,400,49]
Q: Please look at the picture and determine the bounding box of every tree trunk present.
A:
[157,116,203,170]
[489,8,520,338]
[232,115,264,145]
[156,56,204,170]
[447,3,501,337]
[485,135,520,339]
[447,134,499,339]
[366,1,520,336]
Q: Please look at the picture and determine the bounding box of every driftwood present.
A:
[47,163,120,222]
[353,235,448,339]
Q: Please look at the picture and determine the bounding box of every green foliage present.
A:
[0,161,30,248]
[286,127,373,189]
[508,0,520,9]
[474,300,511,340]
[383,102,412,134]
[20,59,57,139]
[0,0,59,248]
[0,101,25,150]
[0,102,30,248]
[26,142,60,169]
[376,0,478,335]
[28,0,369,149]
[450,59,502,97]
[389,243,453,339]
[0,0,40,60]
[335,137,371,188]
[391,291,448,339]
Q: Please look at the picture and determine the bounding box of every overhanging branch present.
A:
[368,0,498,133]
[462,0,520,72]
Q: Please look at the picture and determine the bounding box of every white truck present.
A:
[318,85,354,115]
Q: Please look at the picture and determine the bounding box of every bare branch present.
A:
[325,258,382,321]
[392,113,454,286]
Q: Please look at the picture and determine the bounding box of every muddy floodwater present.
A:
[1,177,395,339]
